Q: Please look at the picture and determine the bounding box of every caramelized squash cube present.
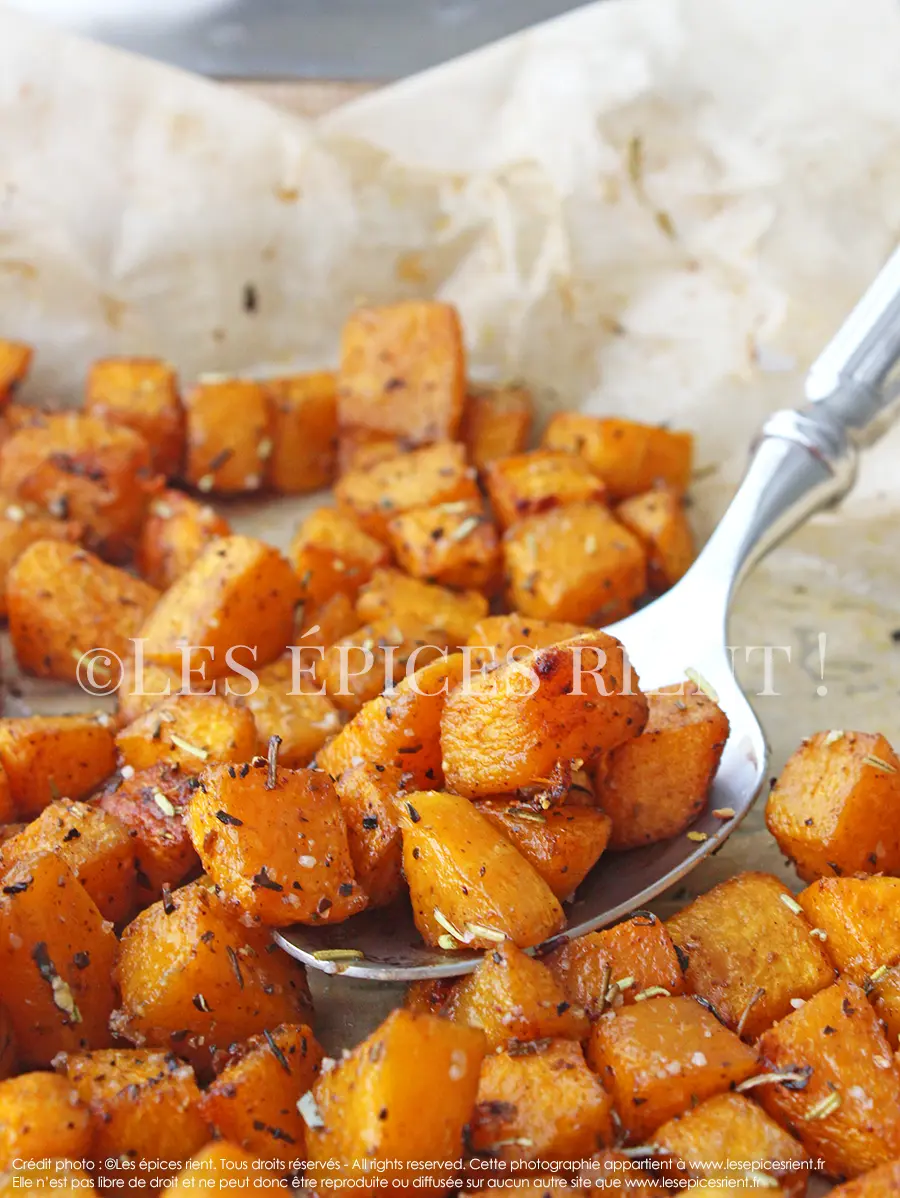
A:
[306,1009,485,1187]
[7,541,159,687]
[486,449,607,530]
[445,942,589,1049]
[465,613,591,671]
[316,617,450,714]
[112,880,313,1073]
[0,413,159,561]
[336,441,479,542]
[597,689,729,850]
[797,875,900,986]
[357,568,487,644]
[56,1048,208,1178]
[468,1040,613,1163]
[460,384,533,469]
[585,995,757,1142]
[115,693,258,775]
[766,731,900,881]
[0,714,116,821]
[504,504,647,622]
[756,979,900,1179]
[338,301,466,444]
[0,505,82,619]
[616,488,694,590]
[136,488,231,589]
[85,357,184,477]
[186,762,365,927]
[291,506,391,609]
[1,799,136,924]
[0,340,32,403]
[183,377,273,495]
[545,912,686,1019]
[98,763,198,906]
[387,500,501,592]
[337,427,409,475]
[542,413,693,499]
[266,371,338,494]
[318,651,465,787]
[333,764,405,909]
[0,853,117,1067]
[199,1023,323,1157]
[140,535,300,678]
[0,1072,90,1170]
[654,1092,810,1194]
[475,801,611,901]
[667,871,835,1041]
[441,630,647,798]
[399,791,565,950]
[236,654,341,768]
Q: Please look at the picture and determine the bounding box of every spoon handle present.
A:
[690,243,900,600]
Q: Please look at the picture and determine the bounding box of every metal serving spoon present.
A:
[278,245,900,981]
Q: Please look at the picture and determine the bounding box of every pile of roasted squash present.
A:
[0,306,896,1195]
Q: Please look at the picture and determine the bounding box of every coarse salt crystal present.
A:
[298,855,317,869]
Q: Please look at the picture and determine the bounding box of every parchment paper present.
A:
[1,0,900,1097]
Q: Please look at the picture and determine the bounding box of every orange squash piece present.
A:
[0,340,32,404]
[460,384,533,469]
[183,376,273,495]
[0,504,82,619]
[333,763,405,909]
[465,613,591,672]
[586,995,757,1142]
[542,413,693,498]
[356,567,488,644]
[136,488,231,589]
[667,871,835,1040]
[238,654,342,768]
[616,488,694,590]
[485,449,608,530]
[0,714,116,820]
[831,1161,900,1197]
[387,500,501,593]
[116,693,258,775]
[756,979,900,1179]
[266,371,338,494]
[0,1071,91,1171]
[338,301,466,444]
[85,357,184,477]
[291,506,391,609]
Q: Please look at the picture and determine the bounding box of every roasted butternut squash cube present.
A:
[168,1143,270,1190]
[56,1048,208,1178]
[446,942,588,1049]
[545,912,686,1020]
[797,876,900,1007]
[1,799,136,924]
[334,764,405,909]
[0,505,82,618]
[475,802,611,901]
[263,371,338,494]
[468,1040,613,1164]
[336,441,479,542]
[116,693,258,775]
[831,1161,900,1196]
[387,501,501,593]
[136,489,231,589]
[115,659,188,725]
[7,541,159,687]
[357,568,487,645]
[616,489,694,591]
[766,731,900,881]
[113,880,313,1072]
[404,978,455,1017]
[586,995,757,1142]
[199,1023,323,1157]
[867,966,900,1051]
[291,507,391,609]
[236,655,342,767]
[441,630,647,798]
[399,791,565,950]
[504,505,647,623]
[486,450,608,530]
[597,688,729,850]
[0,714,116,821]
[0,853,117,1067]
[460,384,533,469]
[667,871,835,1041]
[316,617,450,714]
[187,762,365,927]
[140,535,299,678]
[183,377,273,495]
[295,592,359,672]
[0,340,32,403]
[338,301,466,444]
[466,613,591,672]
[654,1092,810,1195]
[306,1009,485,1187]
[543,414,693,499]
[86,358,184,477]
[0,413,159,561]
[756,979,900,1179]
[337,427,409,475]
[0,1072,91,1170]
[98,763,198,906]
[318,652,465,787]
